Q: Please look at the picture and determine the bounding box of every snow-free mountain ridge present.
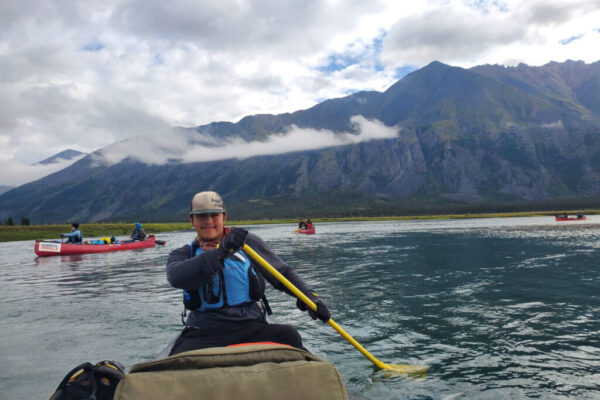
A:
[1,60,599,223]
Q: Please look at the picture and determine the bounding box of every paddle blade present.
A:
[381,363,429,377]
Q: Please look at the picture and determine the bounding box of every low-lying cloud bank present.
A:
[0,154,87,188]
[98,115,399,165]
[1,116,397,188]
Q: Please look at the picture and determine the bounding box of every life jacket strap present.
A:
[261,295,272,315]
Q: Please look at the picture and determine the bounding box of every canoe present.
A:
[555,215,586,221]
[294,227,315,235]
[34,237,156,257]
[49,342,349,400]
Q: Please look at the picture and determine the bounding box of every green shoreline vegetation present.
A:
[1,210,597,242]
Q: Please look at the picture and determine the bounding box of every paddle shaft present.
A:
[243,244,388,369]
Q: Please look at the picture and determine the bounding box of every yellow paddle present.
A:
[243,244,429,376]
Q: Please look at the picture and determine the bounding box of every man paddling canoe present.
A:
[60,223,82,243]
[130,222,147,241]
[165,191,330,355]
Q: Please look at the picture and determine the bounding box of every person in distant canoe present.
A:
[130,222,146,241]
[577,212,584,219]
[165,191,330,356]
[305,218,313,229]
[60,223,82,244]
[298,218,306,229]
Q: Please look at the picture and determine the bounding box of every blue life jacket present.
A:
[65,229,82,243]
[183,241,267,312]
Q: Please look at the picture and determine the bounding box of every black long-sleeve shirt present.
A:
[166,232,316,328]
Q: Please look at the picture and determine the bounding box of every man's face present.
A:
[189,212,227,241]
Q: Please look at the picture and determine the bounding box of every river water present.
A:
[1,217,599,399]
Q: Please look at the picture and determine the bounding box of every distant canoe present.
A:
[555,215,586,221]
[34,237,156,257]
[294,227,315,235]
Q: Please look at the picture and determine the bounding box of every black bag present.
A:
[48,360,125,400]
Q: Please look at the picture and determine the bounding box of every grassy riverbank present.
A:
[1,210,597,242]
[0,223,190,243]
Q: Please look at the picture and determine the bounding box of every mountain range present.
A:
[1,150,88,196]
[1,60,599,223]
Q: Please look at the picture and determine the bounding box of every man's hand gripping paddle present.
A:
[243,244,429,377]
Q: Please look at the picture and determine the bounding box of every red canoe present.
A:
[294,227,315,235]
[34,237,156,257]
[555,215,586,221]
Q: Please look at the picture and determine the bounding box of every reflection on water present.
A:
[1,217,600,399]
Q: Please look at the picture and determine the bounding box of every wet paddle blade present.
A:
[382,363,429,377]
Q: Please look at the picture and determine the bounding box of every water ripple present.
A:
[1,218,600,399]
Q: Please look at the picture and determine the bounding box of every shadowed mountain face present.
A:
[1,60,600,223]
[32,149,87,165]
[0,185,14,196]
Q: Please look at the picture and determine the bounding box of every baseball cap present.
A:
[190,191,226,215]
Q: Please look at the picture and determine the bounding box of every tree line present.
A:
[2,216,30,226]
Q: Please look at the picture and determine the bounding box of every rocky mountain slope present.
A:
[1,60,599,223]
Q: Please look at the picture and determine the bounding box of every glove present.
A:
[296,294,330,323]
[215,228,248,258]
[60,233,65,237]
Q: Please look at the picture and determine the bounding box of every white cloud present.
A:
[540,120,563,129]
[0,154,87,187]
[381,0,600,68]
[1,0,599,187]
[98,115,399,165]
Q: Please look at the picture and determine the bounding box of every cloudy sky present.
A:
[1,0,599,186]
